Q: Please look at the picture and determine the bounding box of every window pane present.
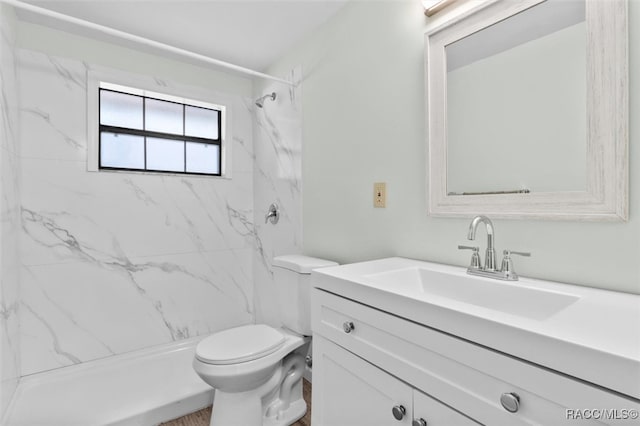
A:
[147,137,184,172]
[145,98,183,135]
[100,132,144,169]
[185,105,219,139]
[186,142,220,174]
[100,90,143,129]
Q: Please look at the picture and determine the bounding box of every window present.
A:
[98,86,223,176]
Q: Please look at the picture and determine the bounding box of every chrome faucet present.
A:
[467,215,496,271]
[458,215,530,281]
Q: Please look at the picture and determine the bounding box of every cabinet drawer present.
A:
[311,288,640,425]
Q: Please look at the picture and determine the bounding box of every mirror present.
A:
[447,0,586,195]
[424,0,628,220]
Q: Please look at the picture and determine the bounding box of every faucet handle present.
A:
[265,203,279,224]
[503,250,531,257]
[458,245,481,270]
[500,250,531,280]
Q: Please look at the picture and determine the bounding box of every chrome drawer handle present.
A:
[392,405,406,421]
[412,418,427,426]
[343,321,355,334]
[500,392,520,413]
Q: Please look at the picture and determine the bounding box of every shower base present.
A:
[4,337,213,426]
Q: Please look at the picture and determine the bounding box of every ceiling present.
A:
[18,0,348,72]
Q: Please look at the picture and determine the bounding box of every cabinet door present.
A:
[413,390,480,426]
[312,335,413,426]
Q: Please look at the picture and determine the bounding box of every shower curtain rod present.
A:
[2,0,295,86]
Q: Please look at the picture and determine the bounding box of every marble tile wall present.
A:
[252,68,304,327]
[17,49,256,376]
[0,3,21,416]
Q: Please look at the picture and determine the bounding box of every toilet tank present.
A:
[273,255,338,335]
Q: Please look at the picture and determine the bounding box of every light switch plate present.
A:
[374,182,386,208]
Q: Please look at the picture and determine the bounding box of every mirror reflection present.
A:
[445,0,586,196]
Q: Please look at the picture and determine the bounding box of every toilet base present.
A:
[264,398,306,426]
[210,391,306,426]
[209,353,307,426]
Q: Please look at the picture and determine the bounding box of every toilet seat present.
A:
[196,324,285,365]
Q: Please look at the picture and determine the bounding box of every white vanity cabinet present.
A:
[313,334,476,426]
[311,287,640,426]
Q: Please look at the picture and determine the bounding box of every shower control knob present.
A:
[342,321,355,334]
[392,405,406,421]
[264,203,279,225]
[412,418,428,426]
[500,392,520,413]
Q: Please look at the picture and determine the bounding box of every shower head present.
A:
[255,92,277,108]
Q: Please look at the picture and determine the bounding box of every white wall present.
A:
[15,22,257,376]
[267,0,640,294]
[0,3,21,416]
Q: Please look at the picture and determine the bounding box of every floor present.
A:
[161,379,312,426]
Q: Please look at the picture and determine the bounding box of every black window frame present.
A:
[98,88,223,176]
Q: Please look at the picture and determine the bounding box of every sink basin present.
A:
[364,267,579,320]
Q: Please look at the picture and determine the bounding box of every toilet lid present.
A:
[195,324,286,365]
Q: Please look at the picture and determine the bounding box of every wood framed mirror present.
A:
[424,0,628,221]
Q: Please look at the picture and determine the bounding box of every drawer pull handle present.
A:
[500,392,520,413]
[392,405,406,421]
[412,418,428,426]
[343,321,355,334]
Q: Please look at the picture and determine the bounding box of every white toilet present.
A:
[193,255,337,426]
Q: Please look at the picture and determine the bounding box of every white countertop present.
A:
[312,257,640,400]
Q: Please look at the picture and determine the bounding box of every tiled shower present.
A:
[0,2,21,418]
[0,1,303,417]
